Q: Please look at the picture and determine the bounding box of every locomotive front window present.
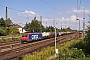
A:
[22,34,28,37]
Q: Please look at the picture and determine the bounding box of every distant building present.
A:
[11,24,26,33]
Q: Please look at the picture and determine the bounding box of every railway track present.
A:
[0,41,20,49]
[0,32,79,60]
[0,41,21,52]
[0,38,56,60]
[0,41,20,46]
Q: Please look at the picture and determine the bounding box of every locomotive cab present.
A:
[21,33,29,43]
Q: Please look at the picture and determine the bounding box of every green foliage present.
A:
[23,22,30,31]
[69,39,85,50]
[60,27,72,32]
[0,17,14,36]
[67,27,72,31]
[9,26,20,34]
[0,17,5,27]
[24,17,61,32]
[24,17,75,32]
[24,17,44,32]
[5,18,12,27]
[83,27,90,54]
[23,47,55,60]
[0,17,21,38]
[0,27,5,36]
[45,26,54,32]
[71,26,90,55]
[71,48,83,58]
[56,40,85,60]
[22,39,90,60]
[0,36,21,42]
[30,17,42,32]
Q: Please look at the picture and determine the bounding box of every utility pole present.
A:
[5,7,8,35]
[6,7,8,21]
[54,26,56,57]
[40,16,42,33]
[65,22,66,29]
[83,9,85,38]
[79,19,80,32]
[53,19,55,27]
[77,19,80,37]
[88,15,90,25]
[61,23,62,30]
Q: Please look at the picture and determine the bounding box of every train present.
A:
[21,32,59,43]
[21,32,74,43]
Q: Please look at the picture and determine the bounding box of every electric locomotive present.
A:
[21,32,42,43]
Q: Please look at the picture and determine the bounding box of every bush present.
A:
[23,47,55,60]
[69,40,85,50]
[71,48,83,58]
[0,27,5,36]
[23,39,90,60]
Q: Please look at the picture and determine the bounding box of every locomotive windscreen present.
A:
[22,33,28,37]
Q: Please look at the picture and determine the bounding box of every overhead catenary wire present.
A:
[40,0,58,56]
[0,4,52,20]
[0,4,53,19]
[0,0,83,30]
[76,0,79,18]
[0,0,61,19]
[0,5,25,17]
[0,5,39,19]
[79,0,81,10]
[0,5,24,12]
[40,0,61,12]
[40,0,59,28]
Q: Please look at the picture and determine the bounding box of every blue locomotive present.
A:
[21,32,42,43]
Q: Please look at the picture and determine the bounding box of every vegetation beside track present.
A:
[22,25,90,60]
[0,35,21,42]
[22,38,90,60]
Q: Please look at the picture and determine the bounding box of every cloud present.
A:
[59,15,77,22]
[61,17,65,20]
[42,15,84,30]
[66,18,69,20]
[42,18,53,21]
[70,15,76,21]
[68,8,90,13]
[67,11,71,13]
[42,15,78,23]
[56,18,61,20]
[58,12,63,14]
[18,10,36,17]
[22,11,36,15]
[67,15,83,22]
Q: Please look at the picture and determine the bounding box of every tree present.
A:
[66,27,72,31]
[45,26,55,32]
[0,27,5,36]
[9,26,19,34]
[5,18,13,27]
[24,17,44,32]
[0,17,5,27]
[83,26,90,54]
[23,22,30,31]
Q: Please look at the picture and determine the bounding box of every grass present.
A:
[0,35,21,42]
[22,38,90,60]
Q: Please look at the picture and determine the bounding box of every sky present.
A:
[0,0,90,30]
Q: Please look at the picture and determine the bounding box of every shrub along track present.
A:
[0,32,79,60]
